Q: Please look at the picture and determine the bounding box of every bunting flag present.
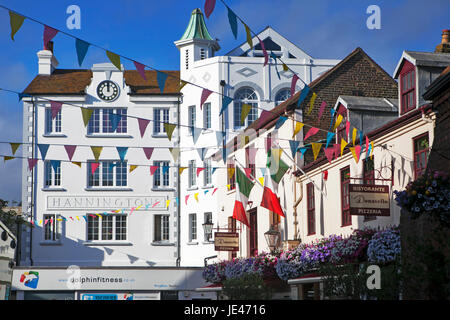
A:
[75,38,90,66]
[9,11,25,41]
[324,147,334,164]
[215,130,225,147]
[365,136,370,159]
[133,61,146,81]
[220,96,233,116]
[297,85,310,108]
[204,0,216,18]
[237,166,255,202]
[162,165,169,175]
[192,127,202,144]
[129,165,138,173]
[81,108,94,127]
[282,63,289,72]
[326,132,335,149]
[198,148,207,161]
[90,146,103,162]
[333,114,344,132]
[10,143,21,155]
[157,71,168,93]
[196,167,205,177]
[289,140,300,158]
[318,101,327,120]
[299,147,307,159]
[349,145,362,163]
[227,167,235,180]
[166,200,170,208]
[50,101,63,120]
[258,177,264,186]
[233,175,250,228]
[194,193,199,202]
[329,108,336,130]
[28,158,38,171]
[340,138,348,157]
[307,93,318,115]
[179,167,187,175]
[370,141,374,159]
[333,143,340,160]
[109,112,122,132]
[106,50,121,71]
[91,162,100,175]
[244,168,253,179]
[258,37,269,66]
[304,127,319,141]
[200,89,213,109]
[270,157,289,193]
[64,145,77,161]
[72,161,82,168]
[142,147,154,160]
[43,25,58,49]
[261,167,284,217]
[346,121,351,138]
[226,6,238,39]
[240,104,252,125]
[290,74,299,97]
[270,52,281,80]
[38,144,50,160]
[138,118,150,138]
[50,160,60,173]
[212,187,218,195]
[163,123,176,141]
[275,116,288,129]
[116,147,128,162]
[359,131,364,149]
[292,121,304,138]
[244,23,253,49]
[169,148,180,162]
[150,166,158,175]
[257,110,272,128]
[352,128,358,146]
[311,142,322,161]
[185,195,190,205]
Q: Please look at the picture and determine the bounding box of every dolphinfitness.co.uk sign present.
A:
[349,184,390,216]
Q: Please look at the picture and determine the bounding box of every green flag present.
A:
[81,108,94,127]
[9,11,25,41]
[164,123,176,141]
[236,167,254,199]
[271,158,289,184]
[106,50,121,71]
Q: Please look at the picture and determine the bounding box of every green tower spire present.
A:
[179,8,214,41]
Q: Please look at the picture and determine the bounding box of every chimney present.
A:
[37,41,59,75]
[434,29,450,53]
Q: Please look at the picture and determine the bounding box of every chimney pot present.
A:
[434,29,450,53]
[441,29,450,44]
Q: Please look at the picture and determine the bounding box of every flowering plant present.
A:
[367,227,401,264]
[202,261,227,284]
[394,170,449,225]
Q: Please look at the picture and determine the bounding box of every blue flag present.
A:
[297,85,310,108]
[109,112,122,132]
[162,165,169,175]
[275,116,288,129]
[50,160,60,173]
[38,144,50,160]
[116,147,128,162]
[157,71,168,93]
[75,38,90,66]
[220,96,233,116]
[326,132,335,149]
[299,147,307,158]
[289,140,301,159]
[227,6,238,39]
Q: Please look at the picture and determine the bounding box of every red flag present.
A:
[196,167,205,177]
[43,25,58,49]
[318,101,327,120]
[143,147,154,160]
[91,162,100,175]
[28,158,38,171]
[324,147,334,164]
[290,74,299,97]
[200,88,213,109]
[50,101,62,119]
[133,61,146,81]
[232,182,250,228]
[185,195,190,205]
[304,127,319,141]
[204,0,216,18]
[64,145,77,161]
[260,169,284,217]
[138,118,150,137]
[150,166,158,175]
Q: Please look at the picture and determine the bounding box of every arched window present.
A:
[275,88,291,106]
[233,87,258,129]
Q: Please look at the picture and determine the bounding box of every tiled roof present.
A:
[124,70,181,95]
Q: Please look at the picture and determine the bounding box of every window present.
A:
[153,161,170,188]
[203,158,212,186]
[227,162,236,190]
[306,183,315,235]
[400,62,416,114]
[153,108,169,134]
[87,108,127,134]
[43,214,61,242]
[44,160,61,187]
[203,102,211,129]
[249,209,258,257]
[185,49,189,70]
[200,48,206,60]
[188,160,196,188]
[45,107,61,134]
[86,214,126,241]
[233,88,258,129]
[204,212,212,241]
[188,105,196,131]
[413,133,429,179]
[88,161,127,188]
[189,213,197,242]
[275,88,291,106]
[363,157,376,221]
[340,166,352,227]
[245,146,255,179]
[154,215,169,242]
[228,216,237,259]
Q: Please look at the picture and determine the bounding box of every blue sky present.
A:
[0,0,449,204]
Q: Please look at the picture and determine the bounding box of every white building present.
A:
[175,8,340,266]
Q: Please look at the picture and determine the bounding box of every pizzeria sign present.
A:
[349,184,390,216]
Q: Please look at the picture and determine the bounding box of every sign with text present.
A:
[349,184,390,216]
[214,232,239,251]
[46,196,167,211]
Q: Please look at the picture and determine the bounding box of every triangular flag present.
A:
[150,166,158,175]
[297,85,310,108]
[326,132,335,149]
[212,167,217,175]
[164,123,176,141]
[292,121,304,138]
[299,147,307,158]
[324,147,334,164]
[28,158,38,171]
[166,200,170,208]
[192,127,202,144]
[10,143,21,155]
[72,161,82,168]
[38,144,50,160]
[9,11,25,41]
[116,147,128,162]
[304,127,319,141]
[318,101,327,120]
[290,74,299,97]
[311,142,322,161]
[50,101,63,120]
[307,92,318,115]
[215,130,225,147]
[333,114,344,131]
[240,103,252,125]
[359,131,364,149]
[133,61,146,81]
[270,52,281,79]
[346,121,351,138]
[90,146,103,162]
[349,145,362,163]
[169,148,180,162]
[129,165,138,173]
[227,6,238,39]
[75,38,90,66]
[142,147,154,160]
[329,108,336,130]
[138,118,150,138]
[197,148,207,161]
[212,187,218,195]
[91,162,100,175]
[236,167,255,200]
[228,167,235,180]
[333,144,340,160]
[204,190,209,195]
[261,168,284,217]
[156,71,168,93]
[244,23,253,49]
[109,112,122,132]
[196,167,205,177]
[258,177,264,185]
[233,181,250,228]
[275,116,288,129]
[43,25,58,49]
[179,167,187,175]
[64,145,76,161]
[106,50,121,71]
[289,140,300,158]
[258,37,268,66]
[220,96,233,116]
[244,168,253,179]
[282,63,289,72]
[50,160,60,173]
[352,128,358,146]
[340,138,348,157]
[204,0,216,18]
[200,89,213,109]
[180,80,188,91]
[194,193,199,202]
[370,141,374,160]
[81,108,94,127]
[185,195,190,205]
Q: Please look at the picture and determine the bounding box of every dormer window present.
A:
[200,48,206,60]
[400,61,416,114]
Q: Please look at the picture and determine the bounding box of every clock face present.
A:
[97,80,119,102]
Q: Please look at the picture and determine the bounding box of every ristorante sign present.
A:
[349,184,390,216]
[46,196,167,211]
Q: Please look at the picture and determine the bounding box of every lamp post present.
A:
[264,226,280,254]
[202,220,214,242]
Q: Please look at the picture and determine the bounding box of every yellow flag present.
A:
[340,138,348,157]
[258,177,264,185]
[179,167,187,175]
[90,146,103,162]
[9,11,25,41]
[76,216,80,221]
[169,148,180,162]
[129,165,138,173]
[10,143,21,155]
[292,121,304,138]
[81,108,94,127]
[311,142,322,161]
[4,156,14,162]
[333,114,343,131]
[180,80,188,90]
[227,184,231,190]
[352,128,357,145]
[307,93,317,115]
[370,141,374,159]
[164,123,176,141]
[349,147,360,163]
[282,63,289,72]
[106,50,121,71]
[245,24,253,49]
[166,200,170,208]
[72,161,82,168]
[228,167,235,179]
[240,104,252,125]
[194,193,199,202]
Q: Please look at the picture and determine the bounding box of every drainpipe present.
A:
[176,95,181,267]
[293,177,303,240]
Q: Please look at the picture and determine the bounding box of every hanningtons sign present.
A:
[349,184,390,216]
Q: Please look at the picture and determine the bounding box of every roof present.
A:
[178,8,214,41]
[23,69,181,95]
[423,64,450,100]
[393,51,450,78]
[336,95,398,113]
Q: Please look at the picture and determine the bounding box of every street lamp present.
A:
[264,226,280,253]
[202,219,214,242]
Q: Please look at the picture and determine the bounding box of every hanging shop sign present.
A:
[214,232,239,251]
[349,184,390,216]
